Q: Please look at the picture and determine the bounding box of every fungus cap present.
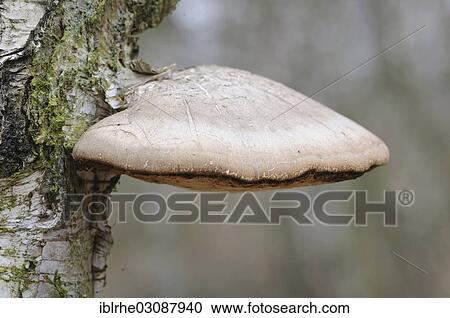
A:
[73,65,389,190]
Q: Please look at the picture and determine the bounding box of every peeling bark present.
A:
[0,0,177,297]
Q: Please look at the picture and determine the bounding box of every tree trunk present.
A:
[0,0,177,297]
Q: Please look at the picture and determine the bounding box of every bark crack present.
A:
[0,0,178,297]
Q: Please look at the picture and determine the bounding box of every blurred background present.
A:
[104,0,450,297]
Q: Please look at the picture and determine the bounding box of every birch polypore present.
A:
[73,65,389,190]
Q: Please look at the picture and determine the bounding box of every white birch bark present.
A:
[0,0,177,297]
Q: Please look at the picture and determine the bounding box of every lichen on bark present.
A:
[0,0,178,297]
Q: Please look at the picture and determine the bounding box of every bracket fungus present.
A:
[73,65,389,191]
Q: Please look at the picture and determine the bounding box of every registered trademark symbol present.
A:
[397,190,414,206]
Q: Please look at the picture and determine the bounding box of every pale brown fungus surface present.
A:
[73,65,389,191]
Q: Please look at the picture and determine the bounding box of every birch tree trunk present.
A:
[0,0,177,297]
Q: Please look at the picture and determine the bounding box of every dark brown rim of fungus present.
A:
[73,65,389,191]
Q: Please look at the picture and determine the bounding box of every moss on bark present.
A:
[0,0,178,297]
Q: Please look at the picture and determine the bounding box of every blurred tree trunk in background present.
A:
[0,0,177,297]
